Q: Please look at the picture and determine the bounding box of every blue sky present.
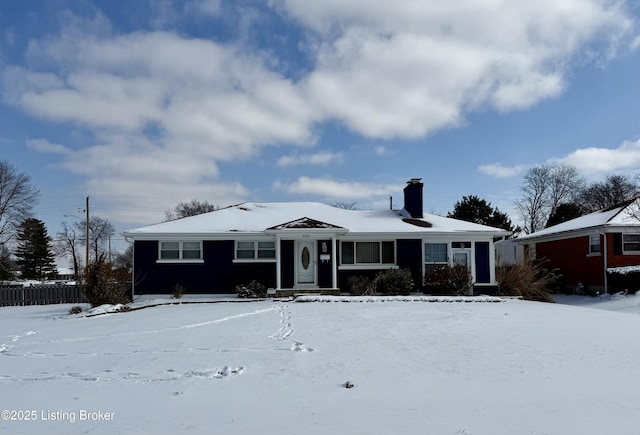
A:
[2,0,639,255]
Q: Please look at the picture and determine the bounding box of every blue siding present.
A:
[280,240,294,288]
[317,239,334,288]
[397,239,423,290]
[338,239,423,291]
[133,240,276,295]
[474,242,491,283]
[132,237,494,294]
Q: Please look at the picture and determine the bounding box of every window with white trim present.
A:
[340,241,395,265]
[424,243,448,263]
[623,234,640,252]
[588,235,600,254]
[235,241,276,260]
[159,241,202,260]
[424,243,448,276]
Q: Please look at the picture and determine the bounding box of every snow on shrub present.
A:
[235,280,267,298]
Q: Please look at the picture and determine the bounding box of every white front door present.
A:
[296,240,316,286]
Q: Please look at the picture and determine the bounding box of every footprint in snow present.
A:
[185,366,245,379]
[291,342,314,352]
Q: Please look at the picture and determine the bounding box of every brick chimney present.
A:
[403,178,423,218]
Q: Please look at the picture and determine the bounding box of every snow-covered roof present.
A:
[123,202,509,238]
[518,199,640,242]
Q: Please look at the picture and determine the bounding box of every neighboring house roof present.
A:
[517,199,640,243]
[123,202,509,239]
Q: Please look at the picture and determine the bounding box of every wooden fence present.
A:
[0,285,88,307]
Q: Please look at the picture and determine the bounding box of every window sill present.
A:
[586,253,601,257]
[233,259,277,263]
[156,259,204,264]
[339,264,398,270]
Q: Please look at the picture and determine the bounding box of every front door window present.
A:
[452,250,470,267]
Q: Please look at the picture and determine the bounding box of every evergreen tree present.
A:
[545,202,586,227]
[0,244,14,280]
[15,218,57,279]
[448,195,517,232]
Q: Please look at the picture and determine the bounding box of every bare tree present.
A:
[75,216,115,263]
[56,221,83,279]
[548,165,585,215]
[515,164,584,234]
[515,165,551,234]
[579,174,639,212]
[113,243,133,270]
[112,243,133,282]
[0,160,40,245]
[165,199,219,221]
[333,201,358,210]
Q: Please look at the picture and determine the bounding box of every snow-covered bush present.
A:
[372,268,412,296]
[496,261,556,302]
[83,254,131,307]
[425,264,474,296]
[607,268,640,295]
[235,280,267,298]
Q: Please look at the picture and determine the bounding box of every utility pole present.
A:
[85,196,90,272]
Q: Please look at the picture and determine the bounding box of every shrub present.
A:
[69,305,83,315]
[496,261,557,303]
[172,283,186,299]
[236,280,267,298]
[425,264,474,296]
[372,268,413,296]
[347,275,374,296]
[83,254,131,307]
[607,270,640,295]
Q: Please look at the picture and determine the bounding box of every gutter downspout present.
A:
[124,235,135,300]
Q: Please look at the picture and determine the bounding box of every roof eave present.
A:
[517,222,640,244]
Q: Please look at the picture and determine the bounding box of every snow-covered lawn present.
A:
[2,294,640,434]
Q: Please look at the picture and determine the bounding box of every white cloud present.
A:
[1,3,637,223]
[274,176,398,200]
[288,0,635,137]
[277,151,344,167]
[2,30,317,223]
[26,138,71,155]
[480,138,640,182]
[551,139,640,175]
[185,0,222,17]
[478,163,527,178]
[374,145,387,156]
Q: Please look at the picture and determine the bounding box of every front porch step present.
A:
[275,288,340,298]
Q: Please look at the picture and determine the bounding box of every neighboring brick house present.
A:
[516,199,640,294]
